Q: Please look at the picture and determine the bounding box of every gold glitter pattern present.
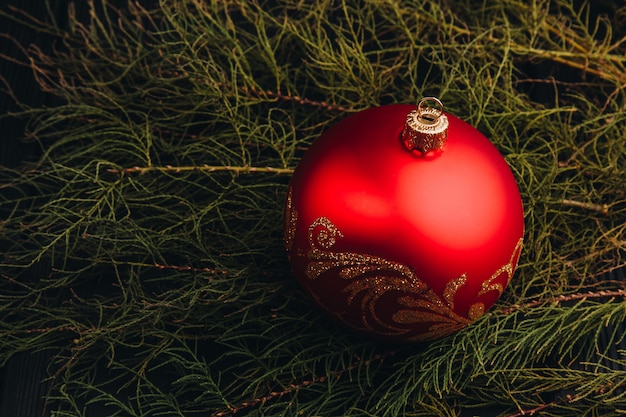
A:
[309,217,343,250]
[468,303,485,321]
[478,237,524,297]
[393,292,472,341]
[443,273,467,311]
[295,215,523,341]
[283,185,297,252]
[304,216,472,341]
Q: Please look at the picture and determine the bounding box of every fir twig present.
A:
[212,351,395,417]
[506,396,572,417]
[498,289,626,315]
[106,165,294,175]
[218,82,354,113]
[560,198,609,215]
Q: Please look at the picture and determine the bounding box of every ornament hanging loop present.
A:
[417,97,444,123]
[401,96,449,154]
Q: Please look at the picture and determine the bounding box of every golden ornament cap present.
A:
[401,97,449,154]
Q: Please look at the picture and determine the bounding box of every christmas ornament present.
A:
[284,97,524,342]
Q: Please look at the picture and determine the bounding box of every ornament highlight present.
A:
[284,98,524,342]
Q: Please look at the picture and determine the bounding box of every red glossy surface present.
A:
[285,104,524,342]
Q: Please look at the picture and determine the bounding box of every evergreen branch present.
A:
[508,378,626,417]
[212,375,329,417]
[510,44,626,85]
[106,165,295,175]
[152,262,229,275]
[560,198,609,215]
[52,261,230,276]
[218,82,354,113]
[506,395,572,417]
[212,351,396,417]
[498,289,626,315]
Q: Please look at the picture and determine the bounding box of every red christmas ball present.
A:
[284,99,524,343]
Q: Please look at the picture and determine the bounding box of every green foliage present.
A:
[1,0,625,415]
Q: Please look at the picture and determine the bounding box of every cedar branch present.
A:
[106,165,295,175]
